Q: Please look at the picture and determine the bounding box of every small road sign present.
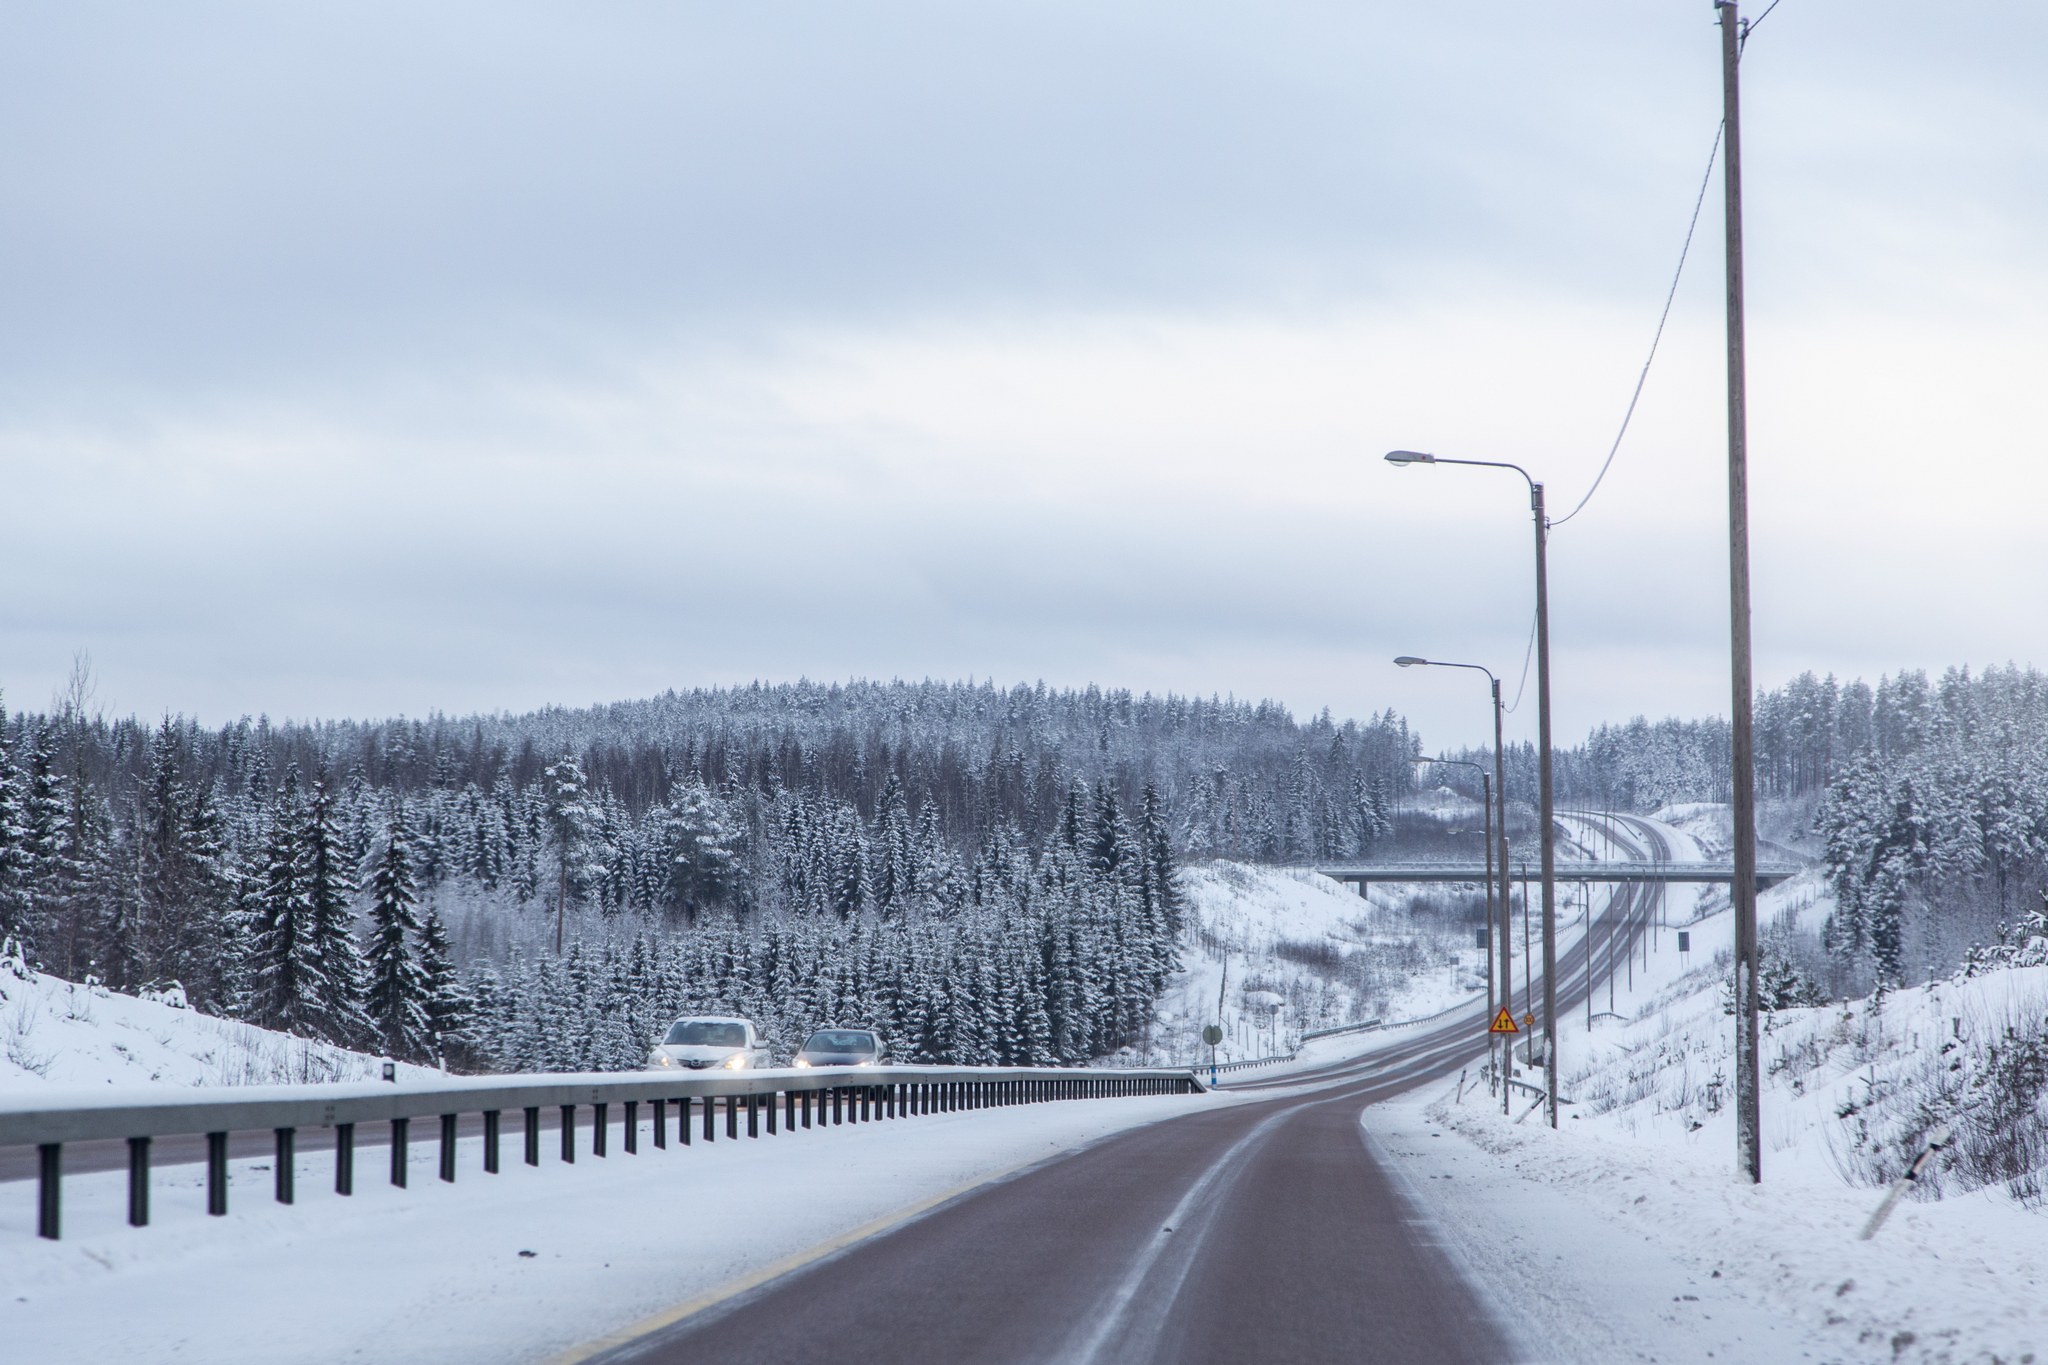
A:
[1677,931,1691,953]
[1201,1024,1224,1046]
[1489,1007,1519,1034]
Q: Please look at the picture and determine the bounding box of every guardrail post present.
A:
[128,1136,150,1227]
[766,1091,778,1135]
[652,1098,666,1149]
[37,1143,59,1239]
[833,1088,845,1125]
[336,1123,355,1194]
[801,1090,812,1129]
[859,1087,870,1123]
[784,1090,795,1131]
[681,1096,695,1145]
[275,1127,295,1203]
[440,1114,458,1182]
[725,1095,738,1140]
[207,1131,229,1214]
[391,1117,410,1187]
[560,1106,576,1163]
[484,1110,501,1172]
[625,1100,639,1153]
[704,1095,716,1143]
[746,1094,759,1139]
[524,1107,541,1165]
[593,1103,608,1157]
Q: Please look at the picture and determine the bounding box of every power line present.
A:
[1551,121,1724,528]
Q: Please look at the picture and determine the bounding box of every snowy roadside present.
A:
[0,1089,1238,1364]
[1379,1077,2048,1365]
[0,951,446,1092]
[1367,1092,1816,1364]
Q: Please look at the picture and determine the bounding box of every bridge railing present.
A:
[1,1062,1203,1242]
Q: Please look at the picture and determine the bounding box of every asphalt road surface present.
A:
[590,816,1674,1365]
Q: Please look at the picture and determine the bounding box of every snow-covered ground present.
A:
[0,1089,1235,1364]
[0,946,443,1091]
[1400,803,2048,1363]
[1154,861,1490,1065]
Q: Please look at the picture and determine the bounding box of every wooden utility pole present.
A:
[1718,0,1762,1185]
[1534,480,1558,1128]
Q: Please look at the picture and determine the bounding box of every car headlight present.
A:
[793,1057,811,1067]
[723,1054,747,1069]
[651,1052,671,1066]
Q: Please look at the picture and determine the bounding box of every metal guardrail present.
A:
[1299,1017,1383,1044]
[2,1063,1203,1241]
[1211,1052,1296,1074]
[1309,859,1802,890]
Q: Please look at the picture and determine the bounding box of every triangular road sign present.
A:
[1489,1007,1519,1034]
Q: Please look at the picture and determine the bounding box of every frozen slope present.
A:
[1152,862,1488,1065]
[0,946,443,1091]
[1411,811,2048,1364]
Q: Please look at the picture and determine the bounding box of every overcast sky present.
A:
[3,1,2044,751]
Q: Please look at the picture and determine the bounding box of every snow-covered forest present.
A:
[0,677,1416,1070]
[1442,665,2048,991]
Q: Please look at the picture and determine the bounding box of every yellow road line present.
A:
[546,1152,1052,1364]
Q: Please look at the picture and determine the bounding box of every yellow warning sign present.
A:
[1489,1007,1519,1034]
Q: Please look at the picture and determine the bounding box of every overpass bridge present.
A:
[1308,859,1804,893]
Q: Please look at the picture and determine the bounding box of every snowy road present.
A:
[575,834,1669,1365]
[2,833,1685,1363]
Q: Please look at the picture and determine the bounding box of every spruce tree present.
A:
[250,768,326,1033]
[305,778,373,1045]
[363,810,434,1062]
[0,710,28,948]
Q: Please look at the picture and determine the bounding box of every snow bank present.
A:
[0,948,443,1091]
[1417,1062,2048,1364]
[0,1089,1231,1363]
[1399,838,2048,1363]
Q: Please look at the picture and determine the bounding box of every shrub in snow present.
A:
[1960,895,2048,977]
[139,982,190,1010]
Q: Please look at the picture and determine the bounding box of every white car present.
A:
[648,1016,773,1071]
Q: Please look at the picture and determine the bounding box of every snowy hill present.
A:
[0,946,444,1091]
[1150,860,1487,1064]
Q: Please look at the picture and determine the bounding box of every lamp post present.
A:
[1397,656,1512,1115]
[1386,449,1559,1127]
[1406,752,1501,1111]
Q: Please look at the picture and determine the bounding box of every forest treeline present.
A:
[0,678,1414,1069]
[1439,666,2048,992]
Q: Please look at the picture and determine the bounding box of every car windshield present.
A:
[665,1021,746,1047]
[802,1030,876,1053]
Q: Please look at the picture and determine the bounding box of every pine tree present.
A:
[543,754,592,952]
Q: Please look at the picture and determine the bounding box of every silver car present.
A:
[648,1016,773,1071]
[792,1027,885,1068]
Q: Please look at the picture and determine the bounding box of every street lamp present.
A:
[1406,752,1502,1112]
[1397,656,1513,1116]
[1385,449,1560,1128]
